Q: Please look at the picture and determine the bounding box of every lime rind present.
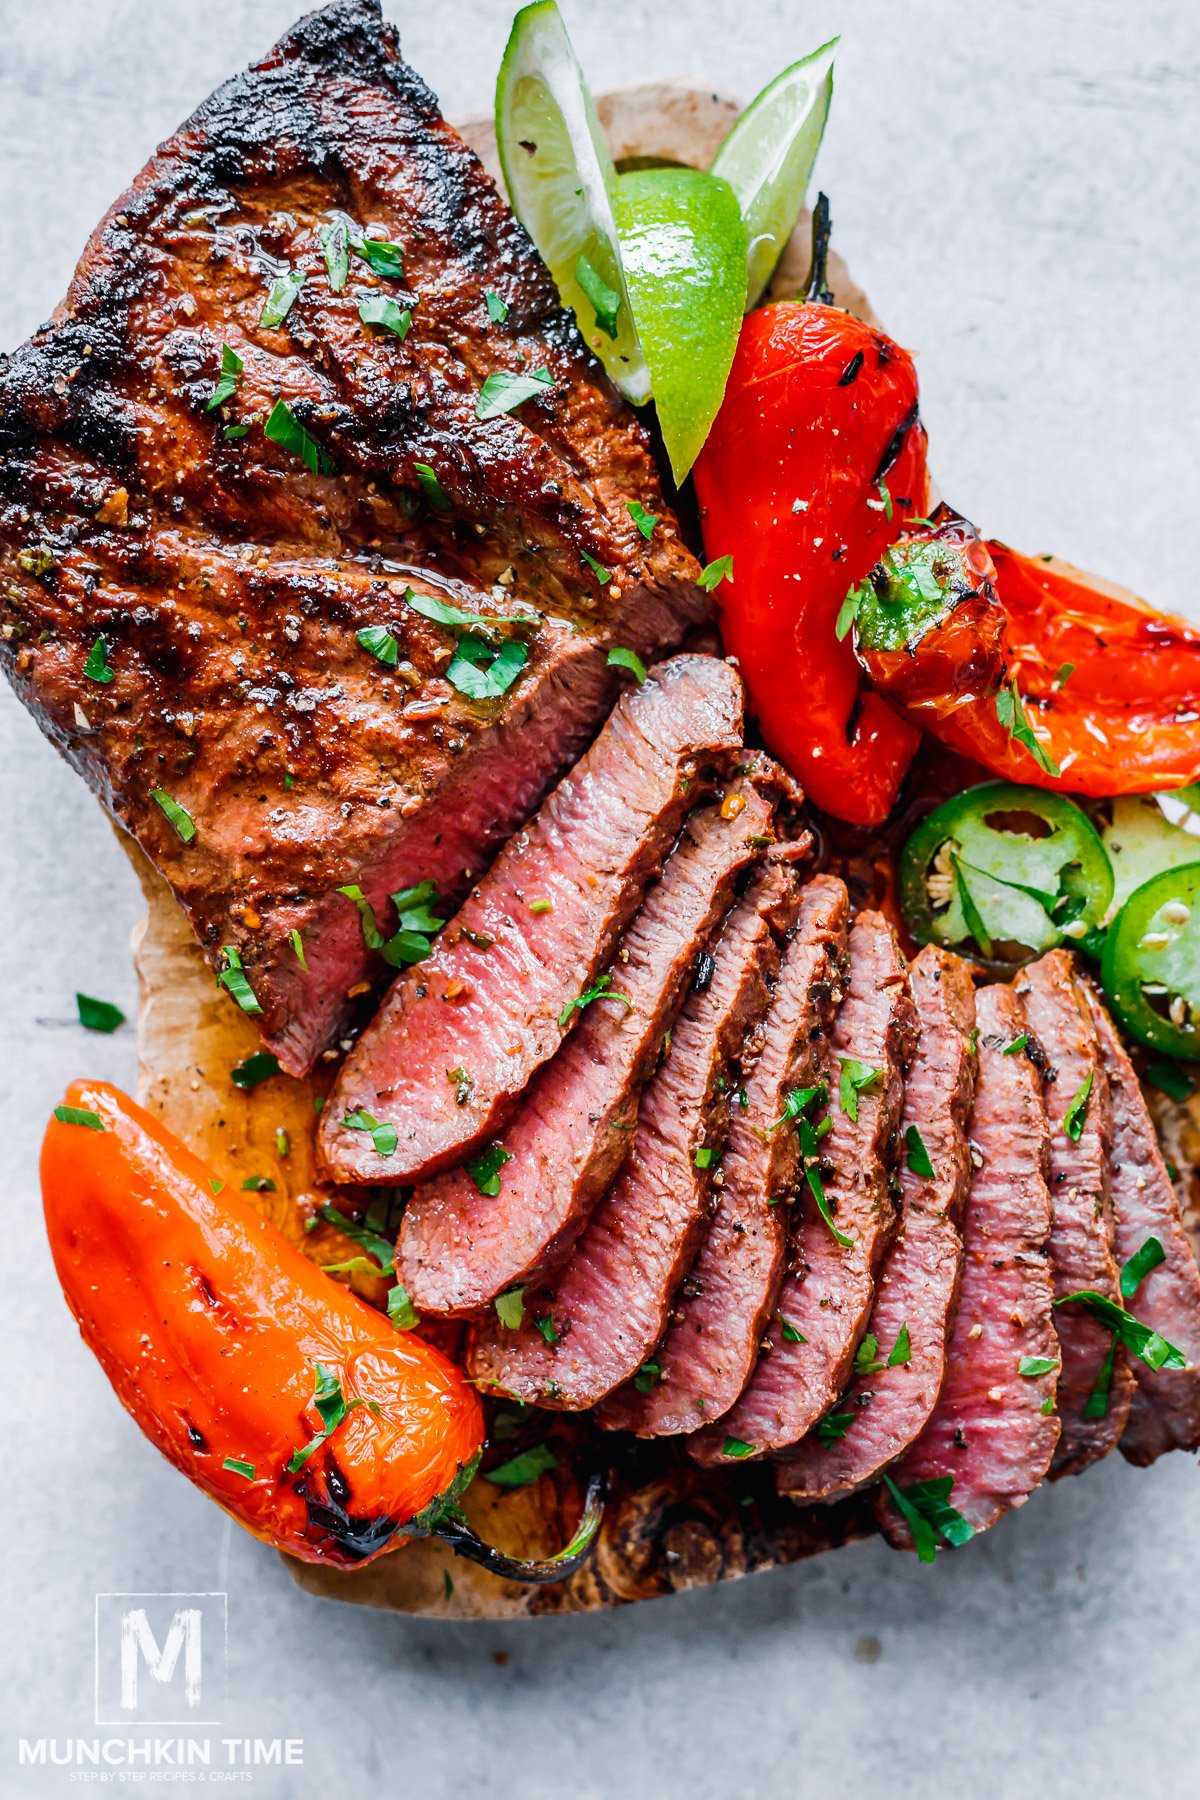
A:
[710,37,838,309]
[496,2,650,403]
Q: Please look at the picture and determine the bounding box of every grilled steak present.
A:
[467,850,808,1405]
[402,772,773,1317]
[1085,989,1200,1464]
[598,874,850,1438]
[693,911,915,1464]
[1014,951,1133,1476]
[880,983,1060,1545]
[777,946,977,1501]
[322,654,744,1183]
[0,0,707,1075]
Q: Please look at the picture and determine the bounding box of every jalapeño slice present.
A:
[1100,862,1200,1058]
[900,781,1114,969]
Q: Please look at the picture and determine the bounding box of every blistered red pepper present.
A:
[694,271,929,825]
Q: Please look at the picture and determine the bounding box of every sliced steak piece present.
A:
[597,875,850,1438]
[467,852,809,1406]
[692,911,915,1465]
[322,654,744,1184]
[1086,989,1200,1463]
[879,983,1060,1547]
[777,946,977,1501]
[396,773,775,1315]
[0,0,708,1076]
[1014,950,1133,1476]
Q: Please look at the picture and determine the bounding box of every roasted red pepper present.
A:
[853,512,1200,795]
[694,216,929,825]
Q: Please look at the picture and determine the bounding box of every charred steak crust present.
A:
[322,653,745,1184]
[0,0,706,1074]
[777,945,978,1501]
[400,770,774,1317]
[880,982,1060,1543]
[693,910,916,1465]
[598,874,851,1439]
[1084,986,1200,1465]
[1014,951,1134,1477]
[468,845,810,1406]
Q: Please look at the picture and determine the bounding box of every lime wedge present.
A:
[496,2,649,403]
[612,168,747,484]
[710,38,838,309]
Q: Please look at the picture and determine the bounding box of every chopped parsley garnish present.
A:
[484,291,509,323]
[779,1317,806,1344]
[607,646,646,683]
[558,971,634,1028]
[995,678,1060,778]
[574,253,621,338]
[53,1104,104,1131]
[263,400,334,475]
[316,1202,395,1276]
[287,1362,363,1473]
[633,1360,661,1393]
[904,1125,934,1178]
[951,853,994,960]
[835,579,870,642]
[693,1145,716,1170]
[230,1051,281,1090]
[151,788,196,843]
[1145,1058,1193,1102]
[1084,1335,1118,1420]
[290,928,307,969]
[357,294,412,339]
[888,1323,912,1367]
[626,499,659,539]
[447,633,529,700]
[721,1437,755,1460]
[318,218,350,291]
[218,946,262,1015]
[413,462,450,510]
[1062,1072,1093,1143]
[342,1108,399,1157]
[276,1128,289,1159]
[76,993,124,1033]
[767,1082,825,1134]
[84,634,115,684]
[698,555,733,591]
[839,1058,882,1122]
[528,899,553,915]
[401,585,530,632]
[1053,1289,1185,1372]
[1018,1355,1058,1378]
[223,422,250,440]
[354,234,405,279]
[241,1175,276,1193]
[581,549,611,584]
[882,1474,974,1563]
[387,1283,419,1330]
[17,545,54,577]
[494,1286,526,1330]
[1003,1033,1028,1057]
[815,1409,856,1444]
[484,1443,558,1489]
[260,270,305,330]
[534,1313,559,1346]
[1121,1234,1166,1299]
[222,1458,255,1479]
[877,479,894,521]
[1054,662,1076,690]
[854,1334,885,1375]
[465,1141,512,1197]
[448,1064,473,1105]
[357,624,399,666]
[475,366,555,420]
[337,880,444,968]
[206,343,244,411]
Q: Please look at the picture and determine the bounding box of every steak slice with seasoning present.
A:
[0,0,708,1076]
[777,946,977,1501]
[597,874,850,1438]
[879,983,1060,1547]
[467,850,809,1406]
[1085,988,1200,1464]
[1014,950,1133,1476]
[322,653,744,1184]
[692,910,916,1465]
[398,772,775,1316]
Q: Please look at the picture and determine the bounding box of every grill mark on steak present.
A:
[1014,951,1133,1476]
[466,848,810,1405]
[777,946,977,1501]
[597,874,850,1438]
[692,911,916,1464]
[398,772,776,1316]
[321,653,744,1183]
[879,983,1060,1544]
[0,0,708,1075]
[1084,986,1200,1464]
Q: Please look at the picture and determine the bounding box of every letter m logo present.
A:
[95,1593,227,1725]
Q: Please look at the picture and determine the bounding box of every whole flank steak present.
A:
[0,0,708,1075]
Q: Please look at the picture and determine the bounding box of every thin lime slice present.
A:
[613,168,747,484]
[710,38,838,309]
[496,2,649,404]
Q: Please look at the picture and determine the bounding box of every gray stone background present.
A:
[1,2,1197,1795]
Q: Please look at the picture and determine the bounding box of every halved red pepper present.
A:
[694,228,929,825]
